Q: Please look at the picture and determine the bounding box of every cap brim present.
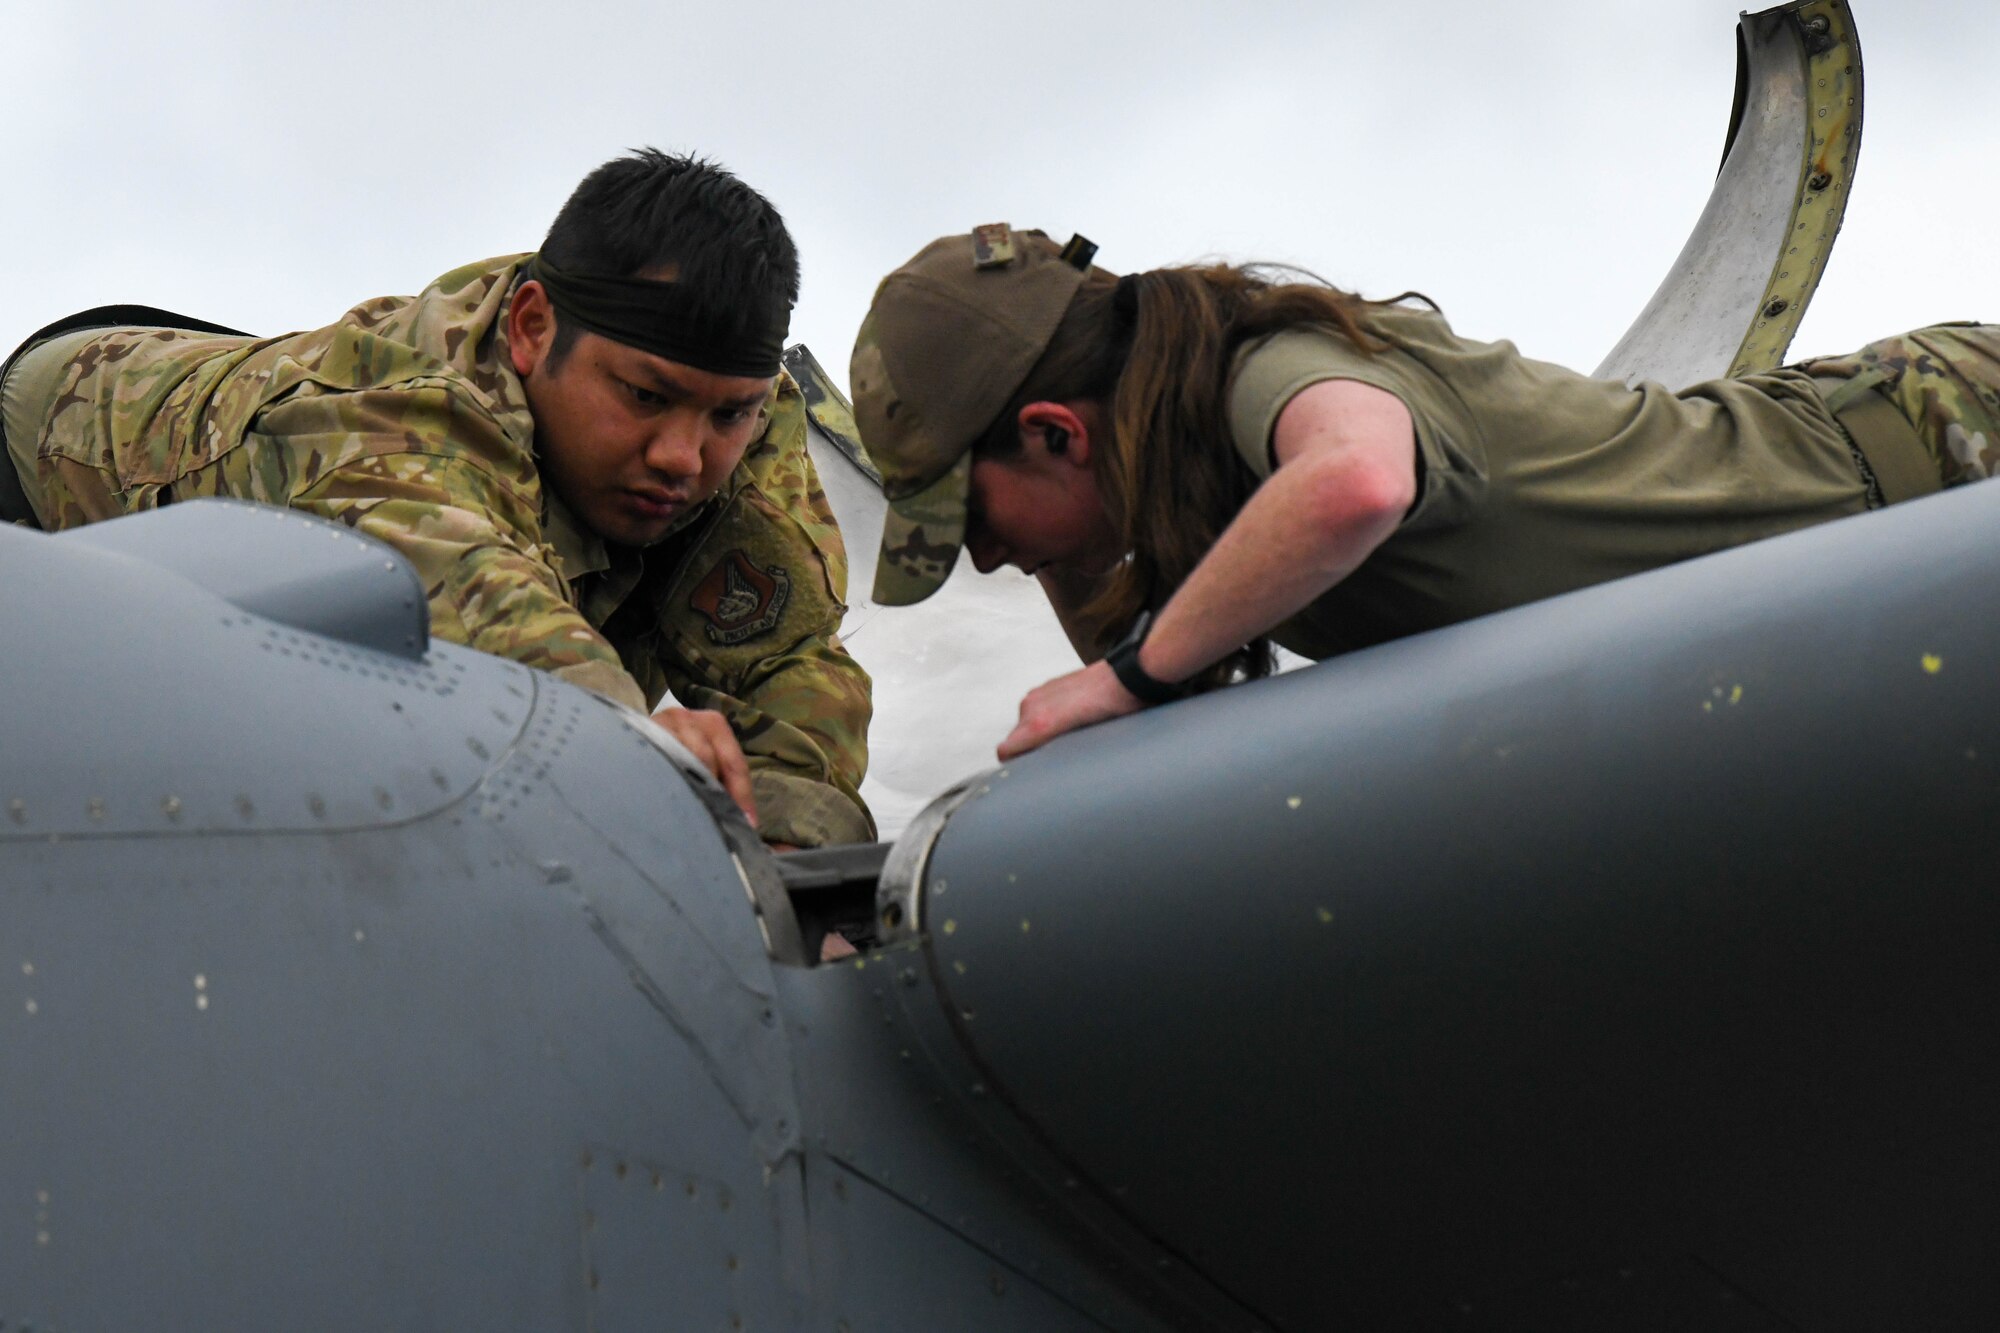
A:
[872,450,972,606]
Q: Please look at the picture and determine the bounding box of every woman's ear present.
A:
[1017,401,1094,468]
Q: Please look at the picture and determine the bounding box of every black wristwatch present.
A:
[1104,611,1185,706]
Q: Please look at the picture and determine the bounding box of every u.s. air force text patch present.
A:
[691,550,792,645]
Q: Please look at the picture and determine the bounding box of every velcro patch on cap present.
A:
[1059,233,1098,271]
[690,549,792,645]
[971,223,1016,269]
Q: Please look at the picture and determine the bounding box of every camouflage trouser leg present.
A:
[1795,323,2000,488]
[0,340,56,525]
[2,327,121,527]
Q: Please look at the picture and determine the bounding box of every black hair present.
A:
[538,147,799,366]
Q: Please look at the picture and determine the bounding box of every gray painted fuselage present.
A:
[10,3,1997,1326]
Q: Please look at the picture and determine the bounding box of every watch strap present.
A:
[1105,612,1184,706]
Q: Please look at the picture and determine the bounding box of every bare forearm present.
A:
[1137,458,1401,682]
[996,378,1416,761]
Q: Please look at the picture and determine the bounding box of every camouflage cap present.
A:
[851,225,1089,605]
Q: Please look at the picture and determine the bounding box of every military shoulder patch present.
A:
[690,549,792,645]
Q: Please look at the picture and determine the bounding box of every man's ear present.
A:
[507,280,555,377]
[1016,401,1093,468]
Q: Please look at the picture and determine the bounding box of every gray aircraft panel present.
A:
[12,458,2000,1324]
[2,506,807,1328]
[774,950,1241,1332]
[15,3,1999,1326]
[875,477,2000,1329]
[0,503,1194,1331]
[802,1159,1137,1332]
[56,496,429,660]
[3,510,502,839]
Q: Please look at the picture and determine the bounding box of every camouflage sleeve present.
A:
[251,384,649,714]
[657,394,876,847]
[670,627,877,849]
[299,452,650,712]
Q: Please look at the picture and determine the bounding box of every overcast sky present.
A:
[5,0,1994,386]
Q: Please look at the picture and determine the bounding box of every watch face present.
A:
[1114,609,1151,654]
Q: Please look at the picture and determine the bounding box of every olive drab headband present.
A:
[526,255,790,379]
[851,224,1102,606]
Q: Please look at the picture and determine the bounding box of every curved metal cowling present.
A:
[0,507,821,1329]
[1594,0,1862,387]
[54,497,432,661]
[0,503,1204,1331]
[878,479,2000,1329]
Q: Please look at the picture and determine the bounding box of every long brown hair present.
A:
[979,242,1424,688]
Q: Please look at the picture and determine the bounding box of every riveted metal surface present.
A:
[908,482,2000,1329]
[1,565,809,1329]
[799,1155,1138,1332]
[775,951,1248,1332]
[876,772,986,944]
[580,1150,776,1330]
[1728,0,1862,376]
[622,709,812,967]
[58,498,430,660]
[0,521,512,840]
[1594,0,1861,387]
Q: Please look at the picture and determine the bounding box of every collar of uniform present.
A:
[460,257,538,452]
[542,489,610,583]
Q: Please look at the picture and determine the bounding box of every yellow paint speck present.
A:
[1702,700,1714,713]
[1006,873,1017,883]
[852,957,866,970]
[1316,907,1333,925]
[1019,919,1032,934]
[953,960,967,975]
[1286,796,1302,810]
[1922,653,1944,674]
[194,974,207,991]
[943,919,957,935]
[1729,685,1743,705]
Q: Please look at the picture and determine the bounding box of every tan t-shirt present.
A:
[1225,305,1871,659]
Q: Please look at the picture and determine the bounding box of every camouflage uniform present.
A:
[8,255,874,847]
[1794,322,2000,488]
